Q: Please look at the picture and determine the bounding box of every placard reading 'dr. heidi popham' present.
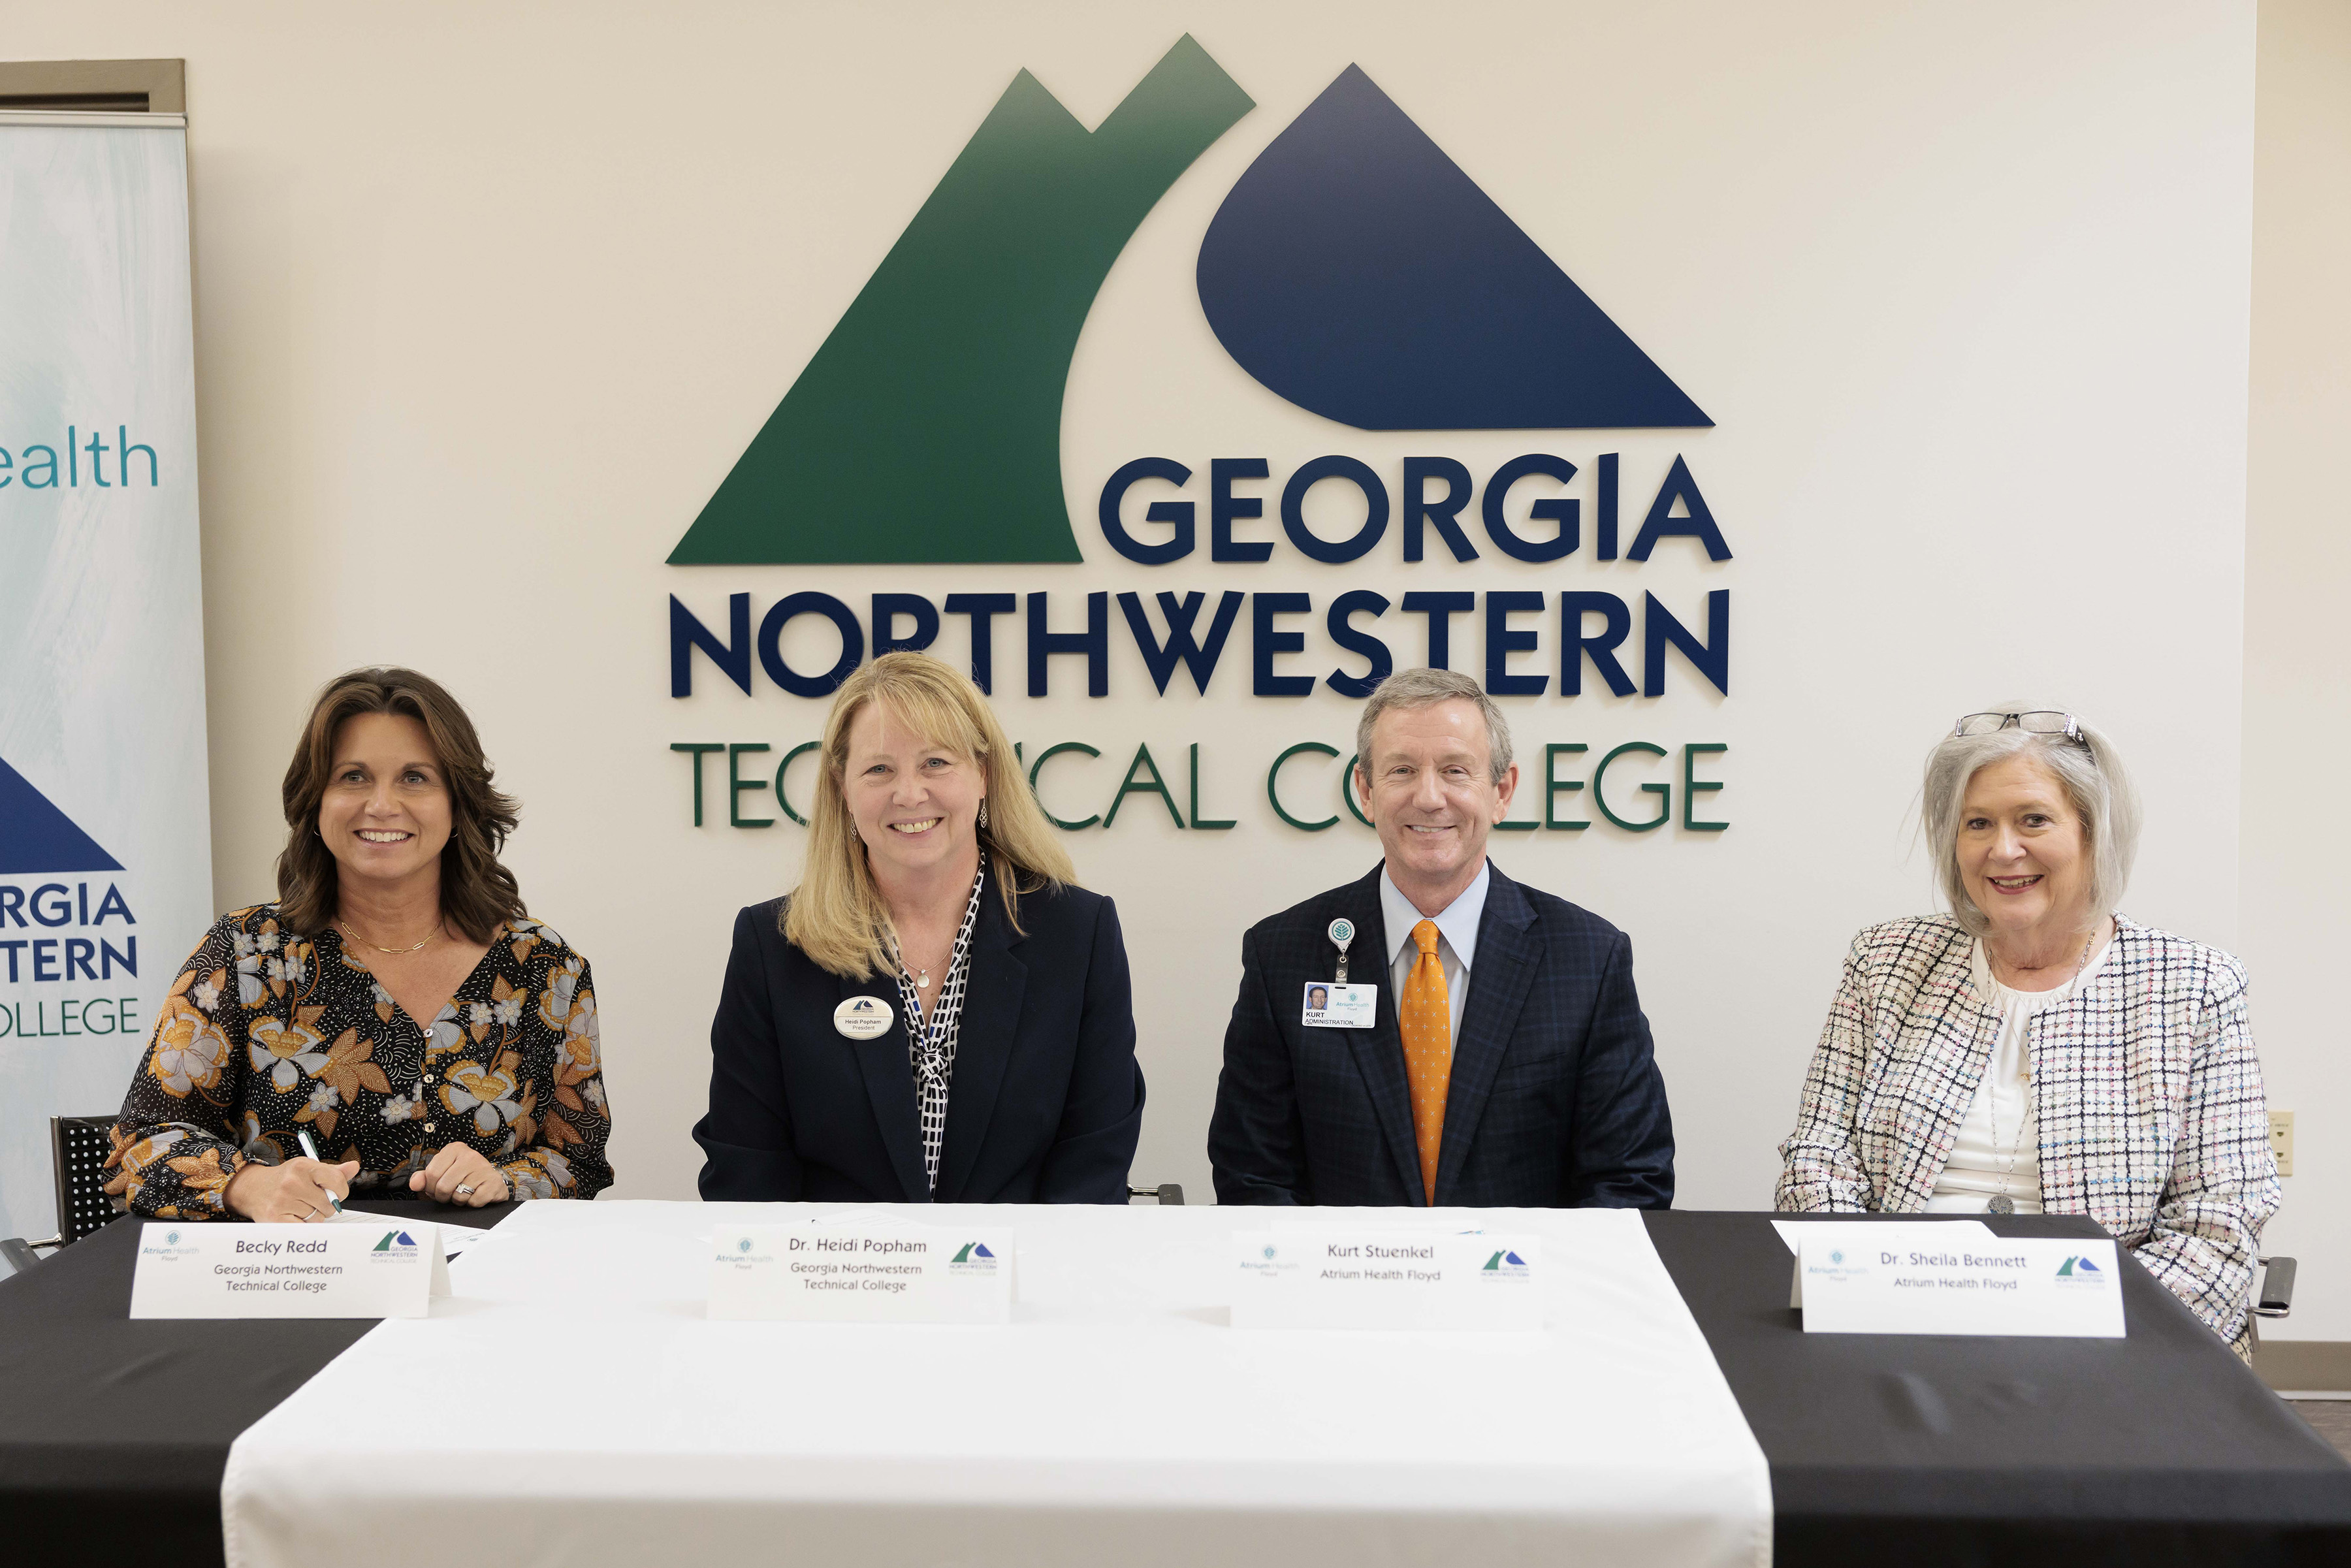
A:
[709,1223,1015,1323]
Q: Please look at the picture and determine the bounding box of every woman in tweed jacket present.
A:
[1777,709,2279,1353]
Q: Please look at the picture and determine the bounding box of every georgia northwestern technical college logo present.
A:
[0,754,123,874]
[668,35,1709,568]
[2055,1254,2107,1288]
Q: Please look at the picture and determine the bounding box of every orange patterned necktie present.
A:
[1399,919,1451,1205]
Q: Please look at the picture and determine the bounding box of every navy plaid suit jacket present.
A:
[1208,861,1674,1208]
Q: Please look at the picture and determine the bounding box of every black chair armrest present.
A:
[2257,1255,2297,1318]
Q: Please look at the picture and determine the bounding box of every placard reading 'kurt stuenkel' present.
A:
[1232,1229,1544,1330]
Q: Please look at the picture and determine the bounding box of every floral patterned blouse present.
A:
[108,904,613,1218]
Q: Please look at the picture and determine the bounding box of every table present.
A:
[4,1206,2347,1567]
[1656,1212,2351,1565]
[219,1202,1770,1568]
[0,1198,500,1567]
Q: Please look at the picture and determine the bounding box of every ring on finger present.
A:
[455,1184,475,1198]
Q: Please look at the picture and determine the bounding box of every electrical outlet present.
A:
[2270,1111,2294,1177]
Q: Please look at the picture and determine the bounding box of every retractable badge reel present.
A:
[1302,918,1376,1028]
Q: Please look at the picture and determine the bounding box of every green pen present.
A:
[295,1129,345,1213]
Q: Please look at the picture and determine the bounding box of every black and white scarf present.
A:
[890,854,985,1194]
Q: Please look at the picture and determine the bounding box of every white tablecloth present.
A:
[222,1201,1770,1568]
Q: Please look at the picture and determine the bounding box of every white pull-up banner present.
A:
[0,113,212,1243]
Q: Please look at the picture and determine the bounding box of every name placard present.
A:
[1231,1230,1543,1330]
[709,1223,1015,1323]
[129,1221,449,1319]
[1797,1230,2124,1337]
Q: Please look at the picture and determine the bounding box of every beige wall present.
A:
[2242,0,2351,1342]
[12,3,2333,1330]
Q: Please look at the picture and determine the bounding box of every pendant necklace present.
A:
[1986,920,2100,1217]
[896,945,942,991]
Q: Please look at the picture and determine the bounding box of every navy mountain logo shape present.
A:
[673,51,1706,564]
[0,754,122,874]
[1198,64,1709,431]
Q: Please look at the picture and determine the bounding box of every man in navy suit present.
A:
[1209,669,1674,1208]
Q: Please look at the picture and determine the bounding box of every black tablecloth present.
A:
[5,1206,2347,1567]
[1646,1211,2351,1567]
[0,1200,514,1568]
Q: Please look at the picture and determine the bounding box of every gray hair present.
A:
[1354,668,1514,785]
[1922,707,2140,936]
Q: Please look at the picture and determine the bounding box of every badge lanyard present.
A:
[1301,918,1377,1029]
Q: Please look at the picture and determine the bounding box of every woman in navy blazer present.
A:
[693,652,1144,1204]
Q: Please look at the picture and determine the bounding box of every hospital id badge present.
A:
[1302,983,1375,1028]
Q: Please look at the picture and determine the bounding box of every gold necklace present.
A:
[338,919,441,955]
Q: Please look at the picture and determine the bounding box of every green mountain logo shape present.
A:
[670,35,1253,565]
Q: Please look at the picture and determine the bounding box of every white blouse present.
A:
[1924,936,2112,1213]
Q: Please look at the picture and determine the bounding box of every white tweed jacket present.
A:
[1776,914,2280,1351]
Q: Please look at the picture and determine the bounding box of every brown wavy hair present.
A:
[275,668,524,942]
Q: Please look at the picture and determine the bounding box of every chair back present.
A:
[51,1116,123,1244]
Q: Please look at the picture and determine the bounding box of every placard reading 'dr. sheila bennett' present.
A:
[1232,1230,1544,1330]
[709,1222,1015,1323]
[129,1221,450,1319]
[1793,1228,2124,1337]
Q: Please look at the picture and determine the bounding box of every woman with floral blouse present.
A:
[108,667,613,1221]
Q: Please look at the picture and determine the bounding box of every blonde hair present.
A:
[1921,705,2141,938]
[784,652,1074,978]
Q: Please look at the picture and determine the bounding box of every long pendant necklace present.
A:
[1987,921,2101,1217]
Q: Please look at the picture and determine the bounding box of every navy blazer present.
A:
[1207,861,1674,1208]
[694,881,1144,1203]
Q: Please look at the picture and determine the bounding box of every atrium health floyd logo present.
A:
[670,35,1706,566]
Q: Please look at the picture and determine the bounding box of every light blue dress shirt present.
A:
[1379,859,1489,1042]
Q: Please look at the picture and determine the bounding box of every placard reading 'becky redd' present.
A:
[709,1223,1015,1323]
[128,1221,449,1319]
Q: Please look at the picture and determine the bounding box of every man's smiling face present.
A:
[1358,698,1517,912]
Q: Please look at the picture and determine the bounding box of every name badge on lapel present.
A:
[834,995,894,1039]
[1302,982,1376,1028]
